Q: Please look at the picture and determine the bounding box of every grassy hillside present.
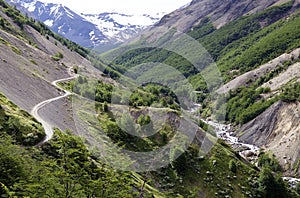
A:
[0,0,89,57]
[0,92,45,145]
[0,93,263,197]
[110,0,300,91]
[0,0,299,197]
[1,90,298,197]
[106,0,300,124]
[0,91,159,197]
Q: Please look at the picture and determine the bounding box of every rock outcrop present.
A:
[239,101,300,176]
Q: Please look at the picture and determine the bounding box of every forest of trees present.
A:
[69,77,180,110]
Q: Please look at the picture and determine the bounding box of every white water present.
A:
[190,104,299,188]
[204,120,260,161]
[283,177,300,188]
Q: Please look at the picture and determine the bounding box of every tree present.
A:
[296,182,300,195]
[258,167,290,198]
[229,160,237,173]
[137,114,151,126]
[103,101,108,112]
[0,140,26,187]
[258,152,282,172]
[258,168,276,197]
[0,182,11,197]
[0,18,4,27]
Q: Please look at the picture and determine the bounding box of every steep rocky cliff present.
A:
[239,101,300,176]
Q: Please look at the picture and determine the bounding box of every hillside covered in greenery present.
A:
[0,0,300,197]
[2,90,298,197]
[108,0,300,124]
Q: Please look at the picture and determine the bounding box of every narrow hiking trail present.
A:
[30,69,77,144]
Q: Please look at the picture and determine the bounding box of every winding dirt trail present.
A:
[30,69,77,144]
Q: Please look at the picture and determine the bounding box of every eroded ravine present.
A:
[190,105,299,189]
[206,119,300,189]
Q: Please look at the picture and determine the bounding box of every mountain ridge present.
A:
[6,0,163,47]
[111,0,300,180]
[154,0,294,31]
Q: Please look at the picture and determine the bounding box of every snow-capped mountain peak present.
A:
[81,12,163,42]
[6,0,164,48]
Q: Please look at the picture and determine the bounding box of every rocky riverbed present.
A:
[189,104,299,189]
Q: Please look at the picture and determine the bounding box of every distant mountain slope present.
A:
[81,12,162,43]
[111,0,300,90]
[6,0,162,48]
[108,0,300,178]
[7,0,109,47]
[155,0,294,31]
[0,0,90,133]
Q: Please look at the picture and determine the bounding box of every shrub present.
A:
[52,52,64,61]
[103,101,108,112]
[229,160,237,173]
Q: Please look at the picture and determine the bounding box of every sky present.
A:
[40,0,192,15]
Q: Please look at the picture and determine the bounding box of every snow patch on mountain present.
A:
[6,0,164,47]
[44,19,54,27]
[26,2,36,12]
[81,12,163,42]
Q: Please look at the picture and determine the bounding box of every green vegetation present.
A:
[225,85,278,124]
[198,119,209,131]
[147,141,262,197]
[258,152,282,172]
[296,182,300,195]
[0,93,153,197]
[73,65,79,74]
[0,0,89,57]
[0,91,273,198]
[111,1,300,98]
[71,77,113,102]
[281,82,300,102]
[0,92,45,145]
[223,79,300,125]
[29,59,37,65]
[95,103,177,151]
[129,83,180,110]
[217,13,300,78]
[103,101,108,112]
[0,131,143,197]
[258,167,291,198]
[0,0,299,197]
[51,51,64,61]
[137,114,151,126]
[70,76,180,109]
[228,160,237,173]
[192,0,295,60]
[188,17,216,40]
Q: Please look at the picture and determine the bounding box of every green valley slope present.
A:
[0,0,300,197]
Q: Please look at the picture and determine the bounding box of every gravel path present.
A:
[31,68,77,144]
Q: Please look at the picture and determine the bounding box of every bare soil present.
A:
[238,101,300,176]
[217,48,300,94]
[261,62,300,91]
